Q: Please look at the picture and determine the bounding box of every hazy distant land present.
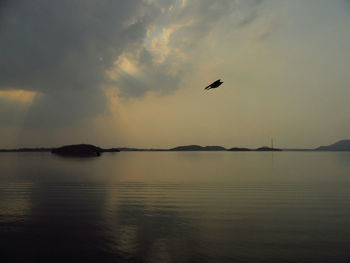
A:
[51,144,120,157]
[1,140,350,153]
[315,140,350,151]
[0,144,120,154]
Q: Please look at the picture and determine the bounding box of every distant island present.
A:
[52,144,103,157]
[228,147,251,151]
[168,145,282,151]
[1,140,350,153]
[228,147,282,151]
[170,145,226,151]
[51,144,120,157]
[256,146,282,151]
[315,140,350,151]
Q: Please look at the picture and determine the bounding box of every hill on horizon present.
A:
[2,140,350,152]
[51,144,120,156]
[170,145,227,151]
[316,140,350,151]
[52,144,102,156]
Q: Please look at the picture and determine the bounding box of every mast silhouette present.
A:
[271,138,274,150]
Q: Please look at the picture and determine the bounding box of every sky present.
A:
[0,0,349,149]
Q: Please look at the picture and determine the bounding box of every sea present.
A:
[1,151,350,262]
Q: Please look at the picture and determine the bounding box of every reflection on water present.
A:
[1,152,350,262]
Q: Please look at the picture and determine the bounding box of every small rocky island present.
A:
[51,144,120,157]
[52,144,102,156]
[256,146,282,151]
[228,147,251,151]
[170,145,226,151]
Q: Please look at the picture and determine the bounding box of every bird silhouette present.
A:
[204,79,223,90]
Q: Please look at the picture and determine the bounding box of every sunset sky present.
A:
[1,0,349,149]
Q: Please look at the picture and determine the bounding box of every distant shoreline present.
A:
[1,149,349,152]
[1,139,350,152]
[0,145,288,152]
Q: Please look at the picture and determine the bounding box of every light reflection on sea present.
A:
[0,151,350,262]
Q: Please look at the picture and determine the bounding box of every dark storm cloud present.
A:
[0,0,157,127]
[0,0,265,128]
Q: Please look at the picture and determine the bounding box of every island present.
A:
[256,146,282,151]
[51,144,120,157]
[170,145,227,151]
[228,147,251,151]
[316,140,350,151]
[52,144,102,156]
[1,139,350,153]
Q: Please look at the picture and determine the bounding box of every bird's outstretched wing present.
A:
[204,79,222,90]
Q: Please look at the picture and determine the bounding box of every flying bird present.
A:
[204,79,223,90]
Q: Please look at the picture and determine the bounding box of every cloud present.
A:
[0,0,157,128]
[0,0,266,129]
[0,98,30,124]
[0,90,36,103]
[111,0,257,97]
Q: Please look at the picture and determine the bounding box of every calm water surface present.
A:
[1,152,350,262]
